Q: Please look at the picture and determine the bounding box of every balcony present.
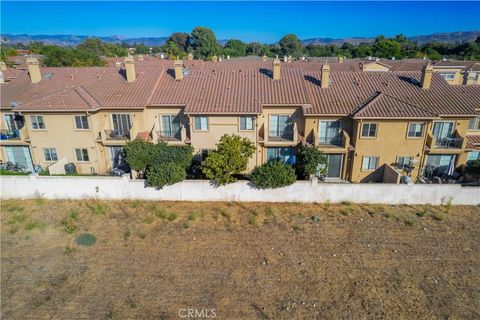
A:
[426,130,466,154]
[0,129,21,140]
[104,129,130,140]
[315,130,351,153]
[156,124,189,145]
[264,123,298,146]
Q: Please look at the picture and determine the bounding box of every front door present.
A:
[326,154,342,178]
[3,146,34,171]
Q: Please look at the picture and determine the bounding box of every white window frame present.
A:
[468,117,480,131]
[396,156,414,169]
[239,116,254,131]
[30,115,45,130]
[74,115,89,130]
[439,73,455,81]
[360,122,377,139]
[74,148,90,162]
[43,148,58,162]
[194,116,209,131]
[407,122,424,138]
[362,156,379,171]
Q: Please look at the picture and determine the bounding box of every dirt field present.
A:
[1,199,480,319]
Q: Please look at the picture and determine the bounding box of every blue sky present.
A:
[1,1,479,42]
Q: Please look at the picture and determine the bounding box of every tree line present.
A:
[2,26,480,67]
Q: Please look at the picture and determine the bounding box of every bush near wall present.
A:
[146,162,186,189]
[250,161,296,189]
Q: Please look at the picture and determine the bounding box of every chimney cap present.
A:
[26,57,39,65]
[124,56,134,63]
[322,64,330,70]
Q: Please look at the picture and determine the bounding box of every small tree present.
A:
[297,145,327,178]
[466,159,480,176]
[202,134,256,185]
[250,161,296,189]
[146,162,186,189]
[124,139,155,173]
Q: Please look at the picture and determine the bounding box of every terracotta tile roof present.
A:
[304,71,480,116]
[351,91,438,119]
[433,60,480,72]
[150,67,310,114]
[466,135,480,150]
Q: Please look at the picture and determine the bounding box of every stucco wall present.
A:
[1,176,478,205]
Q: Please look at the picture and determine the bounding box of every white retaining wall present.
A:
[1,176,479,205]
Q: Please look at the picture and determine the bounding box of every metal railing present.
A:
[269,126,293,141]
[318,135,342,146]
[157,130,181,141]
[0,129,21,140]
[104,129,130,140]
[434,137,463,149]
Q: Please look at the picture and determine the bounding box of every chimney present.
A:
[321,64,330,88]
[212,55,218,62]
[187,52,193,60]
[420,64,433,89]
[138,54,144,61]
[287,55,292,63]
[338,56,344,64]
[174,60,183,80]
[262,54,267,62]
[124,56,136,82]
[0,61,6,71]
[283,55,288,63]
[26,57,41,84]
[273,56,281,80]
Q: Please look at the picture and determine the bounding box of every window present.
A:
[161,115,181,137]
[319,120,341,145]
[362,156,379,171]
[467,151,480,162]
[269,115,290,138]
[396,156,413,169]
[4,114,18,131]
[194,116,209,131]
[468,117,480,130]
[112,114,131,135]
[30,115,45,129]
[75,148,89,162]
[266,147,295,164]
[361,123,377,138]
[239,116,254,131]
[43,148,58,162]
[432,121,454,139]
[439,73,455,81]
[407,122,424,138]
[74,115,89,129]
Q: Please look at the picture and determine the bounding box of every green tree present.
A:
[372,37,403,58]
[223,39,247,57]
[167,32,190,52]
[296,145,327,178]
[146,162,186,189]
[246,42,262,56]
[279,34,302,56]
[202,134,256,185]
[124,139,155,173]
[250,161,296,189]
[190,26,220,59]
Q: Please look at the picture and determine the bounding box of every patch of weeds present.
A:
[188,212,197,221]
[249,214,258,226]
[182,222,190,229]
[341,200,353,206]
[143,215,154,224]
[404,216,416,226]
[226,201,233,207]
[366,208,376,217]
[154,208,167,219]
[86,201,108,216]
[167,212,178,222]
[33,190,45,205]
[6,211,27,225]
[123,229,131,240]
[324,199,331,209]
[311,214,321,223]
[219,208,231,220]
[138,232,146,240]
[384,210,393,219]
[64,246,76,255]
[24,220,45,231]
[417,205,428,217]
[431,211,445,221]
[75,233,97,246]
[5,203,24,212]
[264,206,275,216]
[251,209,260,216]
[129,200,141,209]
[9,225,20,234]
[68,209,79,220]
[340,207,355,216]
[292,224,303,232]
[444,199,452,214]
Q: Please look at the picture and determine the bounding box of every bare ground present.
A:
[1,199,480,319]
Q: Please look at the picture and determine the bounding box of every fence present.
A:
[1,175,479,205]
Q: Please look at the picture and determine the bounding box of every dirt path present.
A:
[2,200,479,319]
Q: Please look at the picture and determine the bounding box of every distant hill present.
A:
[2,30,479,47]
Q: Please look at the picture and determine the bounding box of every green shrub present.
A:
[465,159,480,176]
[61,217,78,234]
[296,145,327,178]
[146,162,186,189]
[167,212,178,222]
[124,139,155,172]
[87,201,108,216]
[202,134,256,185]
[250,161,296,189]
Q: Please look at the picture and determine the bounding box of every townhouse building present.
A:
[1,56,479,183]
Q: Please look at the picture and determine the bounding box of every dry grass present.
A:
[1,200,480,319]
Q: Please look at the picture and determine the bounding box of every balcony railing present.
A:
[434,137,463,149]
[104,129,130,140]
[0,129,21,140]
[157,130,181,141]
[269,126,294,141]
[318,135,343,146]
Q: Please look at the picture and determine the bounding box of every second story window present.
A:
[360,123,377,138]
[31,115,45,130]
[468,117,480,130]
[75,148,89,162]
[407,122,424,138]
[74,115,89,129]
[439,73,455,81]
[194,116,209,131]
[112,114,131,135]
[269,114,290,138]
[319,120,341,145]
[239,116,254,131]
[161,115,181,137]
[43,148,58,162]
